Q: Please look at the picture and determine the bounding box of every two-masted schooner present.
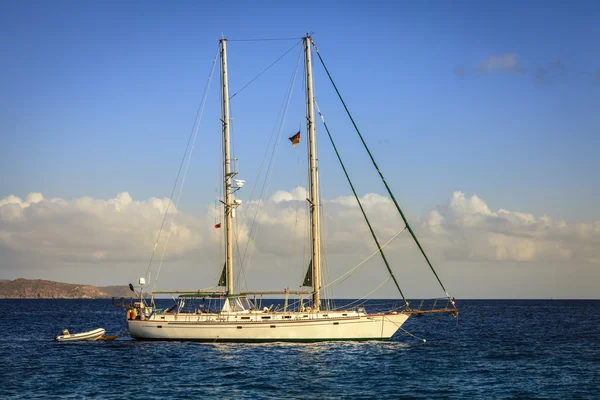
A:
[127,36,457,342]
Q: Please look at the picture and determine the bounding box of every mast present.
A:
[304,36,321,310]
[220,38,234,295]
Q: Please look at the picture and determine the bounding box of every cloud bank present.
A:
[0,192,202,263]
[424,191,599,264]
[2,190,599,271]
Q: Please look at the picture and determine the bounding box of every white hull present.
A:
[56,328,105,342]
[128,311,409,342]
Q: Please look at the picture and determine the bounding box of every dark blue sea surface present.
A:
[1,299,599,399]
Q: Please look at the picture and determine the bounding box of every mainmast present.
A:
[304,36,321,310]
[220,38,234,295]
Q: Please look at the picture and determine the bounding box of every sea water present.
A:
[1,299,598,399]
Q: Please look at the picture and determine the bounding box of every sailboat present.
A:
[127,36,457,342]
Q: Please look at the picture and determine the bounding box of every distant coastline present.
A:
[0,280,597,300]
[0,278,134,299]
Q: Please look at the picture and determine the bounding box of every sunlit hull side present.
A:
[127,311,409,342]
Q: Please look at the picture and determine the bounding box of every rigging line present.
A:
[313,109,332,307]
[333,277,392,311]
[311,39,453,303]
[229,39,302,100]
[215,128,222,286]
[315,101,408,306]
[243,51,301,272]
[233,115,277,237]
[321,227,406,290]
[304,56,314,299]
[216,127,224,286]
[233,203,250,292]
[299,176,309,287]
[318,178,334,307]
[288,155,303,291]
[153,46,219,290]
[232,218,243,291]
[397,325,427,343]
[144,45,220,284]
[235,225,250,293]
[227,105,249,292]
[291,159,301,248]
[302,196,309,285]
[235,45,303,265]
[241,45,303,269]
[230,104,236,171]
[227,37,302,42]
[283,294,314,312]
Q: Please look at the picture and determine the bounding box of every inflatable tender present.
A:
[56,328,106,342]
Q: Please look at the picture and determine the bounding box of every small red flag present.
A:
[214,223,221,228]
[289,131,300,147]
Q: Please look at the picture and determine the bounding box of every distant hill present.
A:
[0,279,136,299]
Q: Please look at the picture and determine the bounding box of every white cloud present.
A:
[1,189,599,276]
[270,187,308,203]
[423,191,599,263]
[427,210,446,235]
[229,188,404,259]
[0,192,201,264]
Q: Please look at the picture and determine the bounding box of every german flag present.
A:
[289,131,300,147]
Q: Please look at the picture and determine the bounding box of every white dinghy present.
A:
[56,328,106,342]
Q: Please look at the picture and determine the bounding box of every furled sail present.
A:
[218,263,227,287]
[302,260,312,287]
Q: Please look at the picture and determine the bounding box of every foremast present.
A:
[304,36,321,310]
[220,38,234,295]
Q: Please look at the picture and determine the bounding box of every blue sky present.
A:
[1,1,599,296]
[2,0,599,220]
